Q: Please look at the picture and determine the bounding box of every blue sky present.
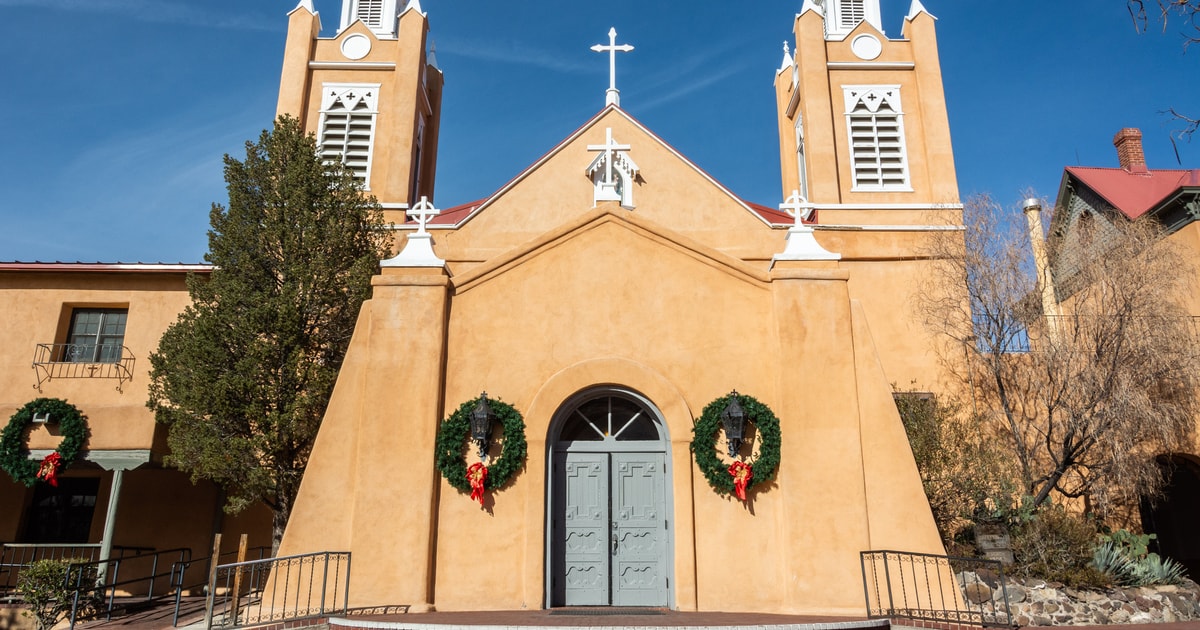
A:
[2,1,1197,263]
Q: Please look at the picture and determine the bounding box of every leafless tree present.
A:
[918,194,1200,519]
[1128,0,1200,142]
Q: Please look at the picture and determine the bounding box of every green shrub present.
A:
[16,558,97,630]
[1010,505,1109,588]
[1092,532,1189,586]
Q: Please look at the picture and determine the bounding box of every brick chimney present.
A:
[1113,128,1148,173]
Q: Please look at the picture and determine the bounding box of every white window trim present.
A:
[795,115,809,200]
[318,83,381,190]
[842,84,912,193]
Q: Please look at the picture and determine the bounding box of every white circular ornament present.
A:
[850,34,882,61]
[341,34,372,61]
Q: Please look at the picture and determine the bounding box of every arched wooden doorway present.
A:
[545,388,673,608]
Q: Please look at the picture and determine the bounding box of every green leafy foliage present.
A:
[16,559,98,630]
[435,396,527,495]
[1,398,88,486]
[1092,532,1190,586]
[147,115,391,548]
[691,393,781,498]
[893,390,1022,547]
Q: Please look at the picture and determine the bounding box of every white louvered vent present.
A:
[843,86,910,191]
[318,85,380,186]
[356,0,383,28]
[840,0,866,29]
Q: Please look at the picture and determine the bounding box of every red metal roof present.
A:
[1066,166,1200,220]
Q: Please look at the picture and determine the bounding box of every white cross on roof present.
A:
[591,27,634,107]
[779,190,815,224]
[587,128,632,187]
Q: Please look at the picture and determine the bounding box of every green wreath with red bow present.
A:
[435,395,527,505]
[691,392,781,501]
[1,398,87,487]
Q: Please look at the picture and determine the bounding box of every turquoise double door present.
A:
[551,451,669,607]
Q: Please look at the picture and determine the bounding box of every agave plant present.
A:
[1092,541,1190,586]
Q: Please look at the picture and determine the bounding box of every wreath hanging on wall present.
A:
[691,392,781,501]
[435,394,527,504]
[1,398,87,487]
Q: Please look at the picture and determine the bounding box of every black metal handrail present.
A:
[169,546,271,627]
[861,549,1016,628]
[66,547,192,629]
[206,551,350,629]
[0,543,153,593]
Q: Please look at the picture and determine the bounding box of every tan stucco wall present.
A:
[0,268,270,573]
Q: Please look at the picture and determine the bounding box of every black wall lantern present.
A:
[721,390,746,458]
[470,391,494,460]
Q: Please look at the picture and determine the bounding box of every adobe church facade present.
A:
[276,0,962,615]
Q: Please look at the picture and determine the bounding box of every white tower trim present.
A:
[823,0,883,39]
[340,0,400,38]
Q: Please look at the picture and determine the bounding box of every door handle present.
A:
[611,532,618,554]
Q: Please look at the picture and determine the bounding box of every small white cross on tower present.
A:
[382,196,444,268]
[779,190,815,225]
[591,27,634,107]
[408,196,440,234]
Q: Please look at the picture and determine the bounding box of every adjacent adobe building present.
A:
[1035,128,1200,579]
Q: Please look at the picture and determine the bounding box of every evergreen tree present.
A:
[148,115,391,549]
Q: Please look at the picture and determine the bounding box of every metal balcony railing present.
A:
[32,343,135,391]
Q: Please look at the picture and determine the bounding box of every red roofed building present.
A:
[1049,127,1200,580]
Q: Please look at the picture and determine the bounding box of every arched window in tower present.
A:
[843,85,911,191]
[795,115,810,200]
[318,84,381,187]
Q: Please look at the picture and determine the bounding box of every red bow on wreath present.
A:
[728,460,752,502]
[466,462,488,505]
[37,452,63,487]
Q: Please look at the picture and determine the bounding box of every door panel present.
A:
[556,452,609,606]
[551,450,669,607]
[611,453,667,606]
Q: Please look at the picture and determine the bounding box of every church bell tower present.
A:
[277,0,443,224]
[774,0,958,226]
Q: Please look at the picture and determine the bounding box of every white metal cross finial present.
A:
[780,190,815,224]
[591,27,634,107]
[408,196,440,234]
[587,128,632,187]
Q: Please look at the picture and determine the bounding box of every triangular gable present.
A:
[428,105,786,229]
[452,207,770,295]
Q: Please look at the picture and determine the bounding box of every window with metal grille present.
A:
[354,0,383,28]
[64,308,127,363]
[318,84,380,185]
[844,86,910,190]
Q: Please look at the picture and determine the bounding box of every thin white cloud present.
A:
[633,64,744,113]
[435,36,591,73]
[0,0,279,31]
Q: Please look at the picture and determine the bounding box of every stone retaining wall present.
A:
[961,571,1200,626]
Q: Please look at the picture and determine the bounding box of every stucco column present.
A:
[348,266,450,611]
[768,260,872,615]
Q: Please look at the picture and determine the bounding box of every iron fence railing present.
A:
[206,551,350,629]
[169,546,271,627]
[66,547,192,629]
[861,549,1016,628]
[0,543,152,593]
